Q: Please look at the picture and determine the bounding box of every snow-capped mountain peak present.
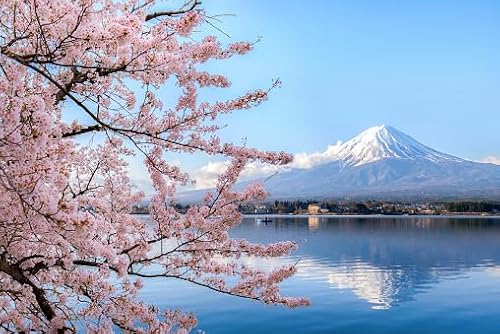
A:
[336,125,464,167]
[180,125,500,202]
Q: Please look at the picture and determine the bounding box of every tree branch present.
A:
[62,124,103,138]
[145,0,201,21]
[0,255,56,324]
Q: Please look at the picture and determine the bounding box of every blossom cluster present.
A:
[0,1,307,332]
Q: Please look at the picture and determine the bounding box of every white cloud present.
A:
[124,141,346,191]
[479,156,500,165]
[191,160,282,190]
[241,161,283,178]
[192,161,229,189]
[290,141,342,169]
[191,141,344,189]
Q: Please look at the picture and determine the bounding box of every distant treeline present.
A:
[238,199,500,215]
[443,201,500,213]
[132,200,500,215]
[240,200,408,215]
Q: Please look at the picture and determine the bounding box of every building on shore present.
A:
[308,204,321,214]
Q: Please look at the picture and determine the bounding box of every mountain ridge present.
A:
[179,126,500,202]
[323,125,465,168]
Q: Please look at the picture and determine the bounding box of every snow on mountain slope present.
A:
[179,125,500,202]
[335,125,465,167]
[257,125,500,200]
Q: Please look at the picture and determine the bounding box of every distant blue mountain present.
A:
[180,126,500,202]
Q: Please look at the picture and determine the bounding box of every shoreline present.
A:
[246,213,500,218]
[131,212,500,218]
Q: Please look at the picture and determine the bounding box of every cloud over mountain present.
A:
[192,141,344,189]
[183,125,500,201]
[480,156,500,165]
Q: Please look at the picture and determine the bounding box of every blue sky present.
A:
[195,0,500,161]
[72,1,500,190]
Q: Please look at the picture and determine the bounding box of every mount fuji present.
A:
[179,125,500,202]
[332,125,464,167]
[256,125,500,201]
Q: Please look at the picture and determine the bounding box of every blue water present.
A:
[139,216,500,333]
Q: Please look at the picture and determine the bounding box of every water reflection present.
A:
[327,263,402,310]
[308,216,320,231]
[139,215,500,334]
[486,266,500,278]
[235,216,500,310]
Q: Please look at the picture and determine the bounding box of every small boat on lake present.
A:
[256,217,272,223]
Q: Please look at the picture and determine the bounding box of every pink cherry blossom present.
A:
[0,1,308,332]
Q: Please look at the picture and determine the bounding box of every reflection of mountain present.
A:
[327,263,404,309]
[296,257,440,309]
[234,216,500,309]
[486,266,500,278]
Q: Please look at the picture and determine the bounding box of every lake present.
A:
[139,215,500,333]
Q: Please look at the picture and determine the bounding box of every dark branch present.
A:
[62,124,103,138]
[0,255,56,323]
[145,0,201,21]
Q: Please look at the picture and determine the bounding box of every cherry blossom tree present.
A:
[0,0,308,332]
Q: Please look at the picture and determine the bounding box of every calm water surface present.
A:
[140,216,500,333]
